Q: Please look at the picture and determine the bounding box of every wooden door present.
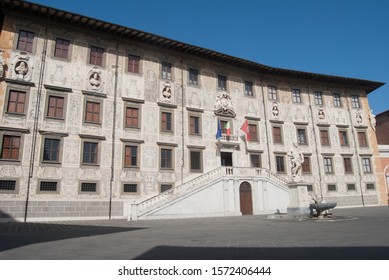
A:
[239,182,253,215]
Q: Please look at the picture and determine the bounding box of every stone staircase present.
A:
[130,167,291,220]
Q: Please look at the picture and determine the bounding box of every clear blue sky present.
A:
[29,0,389,114]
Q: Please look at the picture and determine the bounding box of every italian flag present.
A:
[224,121,231,136]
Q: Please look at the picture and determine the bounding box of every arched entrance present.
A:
[239,181,253,215]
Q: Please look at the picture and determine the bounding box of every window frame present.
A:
[0,134,22,161]
[333,93,342,107]
[188,113,202,136]
[272,125,283,144]
[41,137,62,164]
[0,179,18,194]
[5,89,27,115]
[81,140,100,166]
[357,131,368,147]
[53,38,71,60]
[343,157,353,174]
[124,105,141,129]
[323,157,334,174]
[319,129,330,146]
[361,157,372,173]
[16,30,35,53]
[314,91,323,106]
[347,183,356,191]
[84,99,102,125]
[160,109,174,133]
[217,75,227,91]
[79,181,99,194]
[160,183,173,193]
[292,88,301,103]
[89,45,104,66]
[45,93,66,120]
[248,123,259,142]
[189,149,203,172]
[327,184,337,192]
[122,183,139,195]
[250,153,261,168]
[275,155,286,173]
[162,62,172,80]
[351,95,361,109]
[245,81,254,97]
[296,127,308,145]
[38,180,60,194]
[268,86,277,101]
[123,144,140,169]
[160,146,174,170]
[188,68,199,86]
[302,156,311,174]
[128,54,141,74]
[338,129,349,146]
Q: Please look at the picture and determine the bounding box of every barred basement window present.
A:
[327,184,337,192]
[161,184,172,193]
[307,185,313,192]
[123,184,137,193]
[81,182,97,193]
[0,180,16,191]
[40,181,57,192]
[347,184,356,191]
[366,183,375,190]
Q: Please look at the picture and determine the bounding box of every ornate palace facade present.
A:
[0,0,386,221]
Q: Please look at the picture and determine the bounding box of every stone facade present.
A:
[0,1,386,221]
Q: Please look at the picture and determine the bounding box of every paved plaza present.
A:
[0,206,388,259]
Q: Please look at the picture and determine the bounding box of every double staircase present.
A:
[130,167,291,220]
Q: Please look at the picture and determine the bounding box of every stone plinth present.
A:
[287,183,310,215]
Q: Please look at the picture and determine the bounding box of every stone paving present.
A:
[0,206,388,259]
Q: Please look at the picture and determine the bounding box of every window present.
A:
[366,183,375,190]
[250,153,261,168]
[190,150,202,172]
[248,124,258,141]
[307,185,313,192]
[245,81,253,96]
[162,62,172,80]
[124,145,138,168]
[302,156,311,174]
[83,142,98,165]
[320,129,330,146]
[54,38,70,59]
[362,158,372,173]
[189,115,201,135]
[17,30,34,52]
[333,93,341,107]
[297,128,308,145]
[161,184,173,192]
[39,181,58,192]
[188,68,198,86]
[358,131,368,147]
[43,138,60,162]
[123,183,138,193]
[160,148,173,169]
[324,157,333,173]
[272,126,282,143]
[47,95,64,119]
[314,91,323,106]
[218,75,227,91]
[161,111,173,132]
[327,184,337,192]
[0,180,16,192]
[80,182,97,193]
[128,54,140,73]
[343,157,353,173]
[89,46,103,66]
[339,130,349,146]
[275,155,285,172]
[351,95,360,108]
[268,86,277,100]
[1,135,20,160]
[292,89,301,103]
[125,107,139,128]
[7,90,26,114]
[347,184,356,191]
[85,101,101,124]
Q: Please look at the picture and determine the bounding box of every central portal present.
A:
[221,152,233,166]
[239,182,253,215]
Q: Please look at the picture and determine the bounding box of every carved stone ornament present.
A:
[10,52,33,81]
[214,91,235,117]
[271,101,279,119]
[356,111,363,125]
[369,109,376,131]
[87,68,103,91]
[318,107,325,121]
[160,81,174,103]
[0,49,4,78]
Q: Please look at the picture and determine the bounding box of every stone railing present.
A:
[131,166,290,220]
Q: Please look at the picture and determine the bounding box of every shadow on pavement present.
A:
[0,223,146,252]
[134,245,389,260]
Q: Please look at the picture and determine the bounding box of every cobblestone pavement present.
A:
[0,206,388,259]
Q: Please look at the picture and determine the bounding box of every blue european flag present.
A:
[216,118,222,140]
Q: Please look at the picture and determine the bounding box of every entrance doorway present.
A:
[221,152,233,166]
[239,182,253,215]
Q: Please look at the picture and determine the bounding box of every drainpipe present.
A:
[307,86,324,198]
[109,40,120,219]
[259,79,271,170]
[180,58,185,185]
[24,19,49,222]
